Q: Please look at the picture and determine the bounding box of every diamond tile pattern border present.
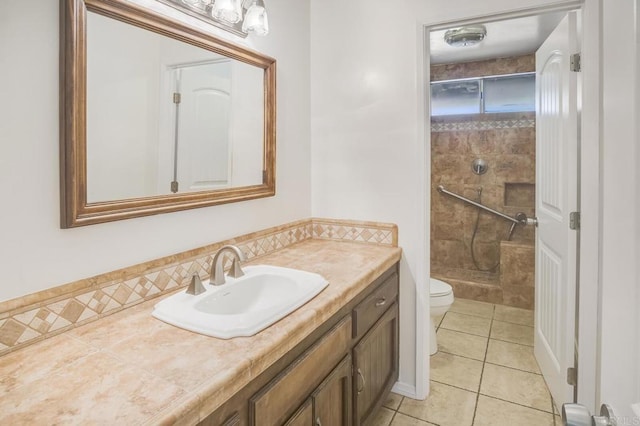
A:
[311,218,396,246]
[0,218,397,356]
[432,119,535,132]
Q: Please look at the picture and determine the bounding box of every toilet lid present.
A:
[430,278,452,297]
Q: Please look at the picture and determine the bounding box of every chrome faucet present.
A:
[210,245,246,286]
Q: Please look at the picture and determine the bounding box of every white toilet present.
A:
[430,278,454,355]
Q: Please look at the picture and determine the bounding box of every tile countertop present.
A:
[0,240,402,425]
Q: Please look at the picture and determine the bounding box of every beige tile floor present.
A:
[372,298,563,426]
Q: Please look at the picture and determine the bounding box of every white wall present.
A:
[0,0,311,303]
[309,0,610,398]
[598,0,640,420]
[87,11,163,201]
[230,61,265,186]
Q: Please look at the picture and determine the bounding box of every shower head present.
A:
[472,159,488,175]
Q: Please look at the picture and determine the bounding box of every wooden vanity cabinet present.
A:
[353,303,399,426]
[282,355,352,426]
[250,317,353,425]
[283,400,313,426]
[200,264,399,426]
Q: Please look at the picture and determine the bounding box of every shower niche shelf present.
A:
[504,183,535,208]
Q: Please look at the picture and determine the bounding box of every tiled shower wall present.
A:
[430,55,536,309]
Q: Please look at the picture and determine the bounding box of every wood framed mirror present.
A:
[60,0,276,228]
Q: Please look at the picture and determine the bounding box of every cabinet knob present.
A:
[375,298,387,307]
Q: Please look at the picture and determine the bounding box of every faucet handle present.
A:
[186,274,206,295]
[228,257,245,279]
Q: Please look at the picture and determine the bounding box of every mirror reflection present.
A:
[86,11,264,203]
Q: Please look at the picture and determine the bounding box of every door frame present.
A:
[417,0,601,411]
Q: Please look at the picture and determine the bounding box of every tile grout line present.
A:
[485,336,534,348]
[437,324,488,338]
[388,408,397,426]
[439,323,534,347]
[437,347,542,375]
[471,303,496,426]
[430,379,480,395]
[477,392,556,415]
[427,378,556,417]
[483,360,541,376]
[390,300,548,425]
[391,409,441,426]
[448,308,534,327]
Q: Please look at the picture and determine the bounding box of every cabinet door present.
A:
[285,400,313,426]
[250,317,352,426]
[353,303,399,426]
[312,355,352,426]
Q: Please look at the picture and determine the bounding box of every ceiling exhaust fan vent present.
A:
[444,25,487,47]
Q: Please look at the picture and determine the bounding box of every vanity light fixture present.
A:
[242,0,269,36]
[211,0,243,24]
[161,0,269,37]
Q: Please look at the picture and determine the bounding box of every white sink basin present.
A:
[152,265,329,338]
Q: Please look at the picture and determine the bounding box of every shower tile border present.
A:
[431,118,535,132]
[0,218,397,356]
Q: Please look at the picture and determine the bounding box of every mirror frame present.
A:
[60,0,276,228]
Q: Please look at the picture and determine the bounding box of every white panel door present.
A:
[534,12,579,408]
[177,62,232,191]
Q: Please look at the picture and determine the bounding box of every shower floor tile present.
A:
[370,302,559,426]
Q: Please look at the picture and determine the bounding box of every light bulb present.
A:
[211,0,242,24]
[242,0,269,36]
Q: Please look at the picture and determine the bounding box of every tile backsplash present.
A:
[0,218,397,356]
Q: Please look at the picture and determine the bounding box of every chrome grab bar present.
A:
[437,185,525,225]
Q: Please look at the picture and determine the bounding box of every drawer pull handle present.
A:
[316,417,322,426]
[357,368,366,394]
[375,298,387,307]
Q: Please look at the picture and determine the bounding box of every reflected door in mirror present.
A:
[86,11,264,203]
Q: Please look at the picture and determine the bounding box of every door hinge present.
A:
[570,53,582,72]
[170,181,179,193]
[570,212,581,230]
[173,92,182,104]
[567,367,578,386]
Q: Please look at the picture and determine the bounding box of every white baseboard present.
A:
[391,381,419,399]
[632,403,640,419]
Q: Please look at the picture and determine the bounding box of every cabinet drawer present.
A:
[250,316,352,426]
[352,272,398,339]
